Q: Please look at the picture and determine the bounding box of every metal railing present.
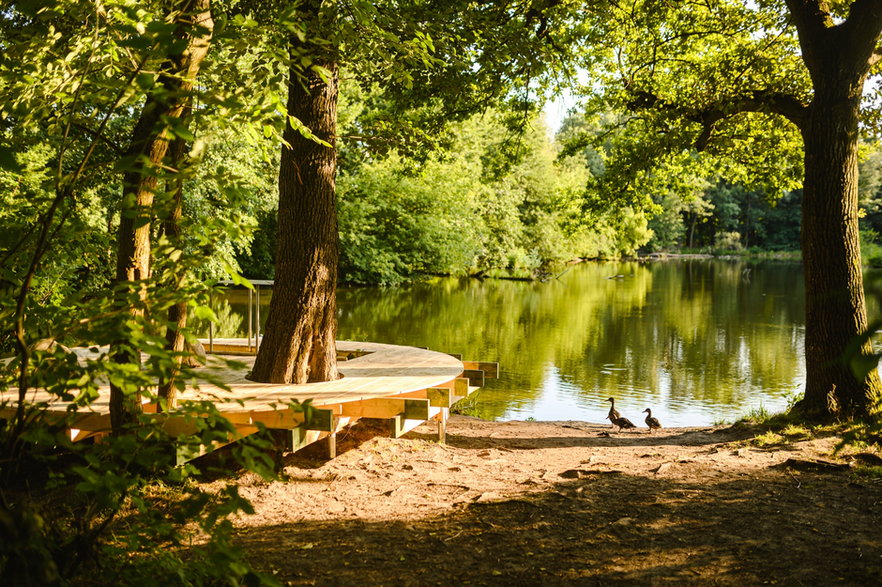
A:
[210,279,274,355]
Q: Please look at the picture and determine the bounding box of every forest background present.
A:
[29,75,882,290]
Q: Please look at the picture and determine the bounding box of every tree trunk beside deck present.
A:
[110,0,214,431]
[250,45,340,384]
[157,132,191,410]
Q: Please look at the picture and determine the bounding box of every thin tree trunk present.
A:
[688,213,696,249]
[157,132,190,410]
[250,10,339,384]
[110,0,214,430]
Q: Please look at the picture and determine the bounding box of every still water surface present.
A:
[211,260,819,426]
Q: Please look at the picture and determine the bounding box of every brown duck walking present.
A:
[608,412,636,432]
[643,408,662,433]
[606,398,636,432]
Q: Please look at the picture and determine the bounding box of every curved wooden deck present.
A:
[4,341,497,459]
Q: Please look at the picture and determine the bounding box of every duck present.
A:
[643,408,662,433]
[606,397,621,423]
[608,412,636,432]
[606,397,636,432]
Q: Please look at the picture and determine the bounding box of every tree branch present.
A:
[646,89,806,127]
[626,87,808,150]
[840,0,882,71]
[784,0,831,47]
[691,91,808,149]
[787,0,882,80]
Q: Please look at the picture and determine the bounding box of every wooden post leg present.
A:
[438,407,448,444]
[327,416,338,459]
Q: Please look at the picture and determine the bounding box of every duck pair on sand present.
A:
[606,397,661,433]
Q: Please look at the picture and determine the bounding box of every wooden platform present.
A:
[2,340,498,459]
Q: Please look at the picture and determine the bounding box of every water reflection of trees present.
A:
[334,260,806,423]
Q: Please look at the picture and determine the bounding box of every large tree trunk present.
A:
[250,19,339,384]
[790,4,882,419]
[799,93,882,418]
[110,0,214,431]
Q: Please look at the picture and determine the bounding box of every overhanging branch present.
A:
[626,87,808,150]
[692,92,807,150]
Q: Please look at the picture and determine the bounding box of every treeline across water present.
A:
[233,101,882,285]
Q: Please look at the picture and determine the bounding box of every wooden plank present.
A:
[397,388,452,408]
[12,340,472,450]
[238,406,335,431]
[71,411,112,432]
[462,361,499,379]
[156,414,261,439]
[304,407,335,431]
[341,398,406,419]
[202,342,258,355]
[247,409,305,429]
[281,427,307,452]
[426,387,452,408]
[336,349,371,361]
[447,353,463,360]
[174,426,260,465]
[462,369,485,388]
[0,407,112,433]
[427,405,443,421]
[281,427,334,453]
[403,398,430,420]
[339,398,429,420]
[158,415,198,437]
[437,407,448,443]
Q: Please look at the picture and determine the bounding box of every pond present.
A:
[207,259,842,426]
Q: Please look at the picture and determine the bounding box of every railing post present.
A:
[255,285,261,353]
[208,290,214,354]
[248,287,253,351]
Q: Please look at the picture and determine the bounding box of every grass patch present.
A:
[733,402,809,429]
[752,431,786,447]
[780,424,812,440]
[835,420,882,454]
[744,404,771,423]
[852,465,882,481]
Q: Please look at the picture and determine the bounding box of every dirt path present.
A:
[214,416,882,585]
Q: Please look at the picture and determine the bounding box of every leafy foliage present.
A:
[0,0,299,582]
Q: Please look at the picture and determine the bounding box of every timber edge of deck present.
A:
[2,340,498,463]
[194,340,498,459]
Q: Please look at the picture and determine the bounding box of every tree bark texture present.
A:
[110,0,213,430]
[250,35,340,384]
[789,0,882,418]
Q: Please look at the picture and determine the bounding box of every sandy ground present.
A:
[206,416,882,586]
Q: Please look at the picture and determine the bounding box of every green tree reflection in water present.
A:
[219,261,808,425]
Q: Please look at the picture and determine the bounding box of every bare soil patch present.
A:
[209,416,882,585]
